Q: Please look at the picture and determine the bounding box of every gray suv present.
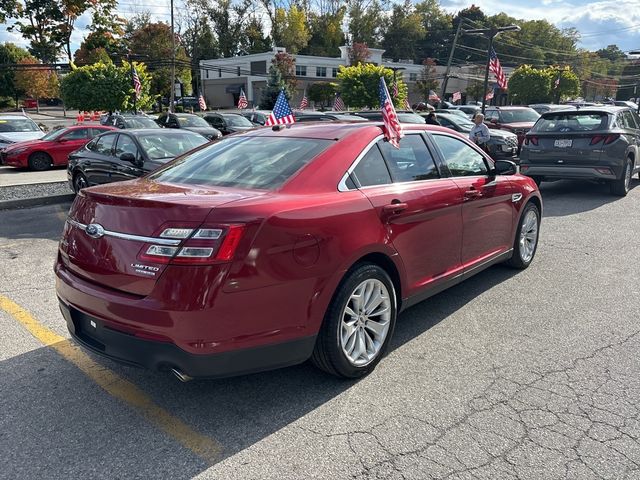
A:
[519,106,640,196]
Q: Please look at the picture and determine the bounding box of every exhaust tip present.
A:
[170,367,193,383]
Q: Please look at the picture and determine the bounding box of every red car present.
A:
[55,123,542,380]
[1,125,115,170]
[484,106,541,147]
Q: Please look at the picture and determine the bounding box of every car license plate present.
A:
[554,139,572,148]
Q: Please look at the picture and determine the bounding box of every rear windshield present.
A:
[125,117,159,129]
[149,136,331,190]
[531,113,609,133]
[224,115,254,127]
[177,115,210,128]
[138,132,208,159]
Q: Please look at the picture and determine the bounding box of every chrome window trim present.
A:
[66,219,182,246]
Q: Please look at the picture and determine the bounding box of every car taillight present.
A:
[138,224,246,265]
[590,135,604,145]
[603,134,620,145]
[525,136,538,146]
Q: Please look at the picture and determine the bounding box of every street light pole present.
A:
[465,25,520,114]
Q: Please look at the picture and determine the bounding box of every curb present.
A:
[0,194,75,210]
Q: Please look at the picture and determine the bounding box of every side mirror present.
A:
[120,152,142,167]
[494,159,517,176]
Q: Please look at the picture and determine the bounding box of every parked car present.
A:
[175,97,203,112]
[611,100,639,110]
[55,122,542,381]
[434,109,468,119]
[67,129,210,192]
[519,106,640,196]
[434,112,519,160]
[353,111,426,124]
[294,111,368,122]
[528,104,574,115]
[484,106,541,147]
[0,115,45,149]
[0,125,115,170]
[102,114,161,129]
[156,112,222,140]
[201,112,256,135]
[451,105,481,119]
[238,110,271,125]
[23,98,38,109]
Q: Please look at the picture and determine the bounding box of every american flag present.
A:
[404,98,412,110]
[489,48,507,90]
[392,83,398,98]
[379,77,404,149]
[299,91,308,109]
[452,91,462,103]
[132,66,141,99]
[198,94,207,111]
[485,90,494,101]
[428,90,440,102]
[237,88,248,109]
[265,89,295,126]
[333,92,345,111]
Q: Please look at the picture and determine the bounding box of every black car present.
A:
[101,114,160,129]
[201,112,256,135]
[67,129,210,192]
[433,112,519,160]
[295,111,368,122]
[520,106,640,196]
[156,113,222,140]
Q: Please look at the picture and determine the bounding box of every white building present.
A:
[200,46,504,109]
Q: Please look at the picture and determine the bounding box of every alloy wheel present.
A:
[519,209,539,264]
[340,279,391,367]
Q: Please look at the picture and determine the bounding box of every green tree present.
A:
[508,65,552,104]
[308,82,337,109]
[259,65,290,109]
[272,52,297,93]
[347,0,384,47]
[381,0,425,62]
[548,66,580,101]
[273,5,311,54]
[617,60,640,101]
[338,63,407,109]
[414,0,453,62]
[415,58,439,100]
[0,42,30,107]
[60,60,154,112]
[208,0,254,57]
[242,17,272,54]
[303,9,346,57]
[74,31,122,64]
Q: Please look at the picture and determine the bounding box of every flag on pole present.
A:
[299,90,309,109]
[489,48,508,89]
[392,83,399,98]
[333,92,345,111]
[265,90,295,126]
[452,91,462,103]
[379,77,404,149]
[237,88,249,109]
[404,98,412,110]
[198,94,207,111]
[485,90,494,101]
[132,66,141,99]
[428,90,440,102]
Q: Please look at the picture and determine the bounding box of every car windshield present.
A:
[125,117,159,129]
[223,115,254,127]
[531,113,609,133]
[41,128,68,141]
[138,132,209,159]
[0,118,40,132]
[498,109,540,123]
[149,136,332,190]
[176,115,210,128]
[443,116,474,131]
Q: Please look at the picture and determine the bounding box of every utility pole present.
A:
[440,19,463,101]
[170,0,176,113]
[465,25,520,114]
[629,50,640,113]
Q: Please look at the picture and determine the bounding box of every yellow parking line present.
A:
[0,294,223,464]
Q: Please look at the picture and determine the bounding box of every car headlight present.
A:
[7,146,29,155]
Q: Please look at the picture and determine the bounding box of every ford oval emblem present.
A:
[85,223,105,239]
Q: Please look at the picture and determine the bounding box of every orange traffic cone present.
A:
[76,111,83,124]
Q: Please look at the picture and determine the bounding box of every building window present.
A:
[296,65,307,76]
[332,68,338,78]
[316,66,327,77]
[409,73,417,82]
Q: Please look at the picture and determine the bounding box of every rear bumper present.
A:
[59,299,316,378]
[519,165,619,181]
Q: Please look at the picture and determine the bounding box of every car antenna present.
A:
[272,124,286,131]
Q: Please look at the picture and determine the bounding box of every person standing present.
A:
[469,113,491,151]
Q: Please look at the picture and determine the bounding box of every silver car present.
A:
[519,106,640,196]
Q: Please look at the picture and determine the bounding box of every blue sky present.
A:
[1,0,639,58]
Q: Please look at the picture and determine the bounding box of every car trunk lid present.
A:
[523,132,604,165]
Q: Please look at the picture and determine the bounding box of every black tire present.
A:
[311,263,397,378]
[506,202,540,269]
[72,172,89,193]
[28,152,52,171]
[610,157,632,197]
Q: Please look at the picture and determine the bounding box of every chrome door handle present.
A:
[382,202,408,214]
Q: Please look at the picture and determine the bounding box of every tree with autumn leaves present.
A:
[13,56,59,112]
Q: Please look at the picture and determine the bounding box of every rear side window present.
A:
[149,136,331,190]
[532,113,608,132]
[620,111,638,129]
[94,134,116,155]
[432,134,487,177]
[378,135,439,182]
[353,146,392,187]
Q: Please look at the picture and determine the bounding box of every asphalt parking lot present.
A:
[1,179,640,480]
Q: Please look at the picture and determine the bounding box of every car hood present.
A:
[497,122,535,130]
[0,131,44,145]
[488,129,518,139]
[2,137,47,152]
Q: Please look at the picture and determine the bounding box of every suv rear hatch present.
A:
[59,180,260,295]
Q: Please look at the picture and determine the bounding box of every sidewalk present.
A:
[0,166,68,187]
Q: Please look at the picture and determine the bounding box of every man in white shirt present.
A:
[469,113,491,150]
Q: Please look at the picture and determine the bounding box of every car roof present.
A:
[0,115,35,119]
[540,106,628,116]
[486,106,535,110]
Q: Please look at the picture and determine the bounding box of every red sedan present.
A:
[1,125,115,170]
[55,122,542,380]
